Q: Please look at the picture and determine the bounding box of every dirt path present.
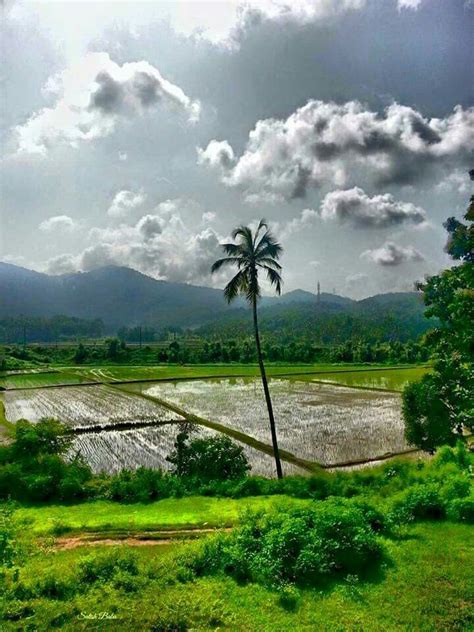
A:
[54,526,230,549]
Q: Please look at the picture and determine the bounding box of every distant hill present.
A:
[0,262,431,341]
[0,263,229,327]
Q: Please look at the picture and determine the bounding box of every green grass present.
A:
[0,370,87,390]
[293,366,430,392]
[3,521,472,631]
[15,496,311,535]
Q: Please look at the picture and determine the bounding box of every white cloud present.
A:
[202,211,217,223]
[45,253,79,275]
[107,190,146,218]
[320,187,427,228]
[435,170,470,195]
[15,52,201,155]
[276,208,319,239]
[47,198,224,285]
[38,215,77,233]
[398,0,423,9]
[197,139,235,170]
[199,100,474,202]
[361,241,425,266]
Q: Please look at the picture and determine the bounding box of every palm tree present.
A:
[211,219,284,479]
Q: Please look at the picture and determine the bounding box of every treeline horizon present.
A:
[2,335,430,370]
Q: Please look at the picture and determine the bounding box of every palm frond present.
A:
[221,243,243,257]
[211,257,241,274]
[223,269,248,304]
[256,257,282,271]
[262,265,282,295]
[232,225,254,253]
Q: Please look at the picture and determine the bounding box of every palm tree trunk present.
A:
[252,297,283,479]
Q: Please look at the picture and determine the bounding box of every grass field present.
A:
[3,515,472,631]
[15,496,311,534]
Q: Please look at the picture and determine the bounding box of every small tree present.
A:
[167,428,250,480]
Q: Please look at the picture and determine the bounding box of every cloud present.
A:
[361,241,425,266]
[276,208,319,239]
[15,52,201,155]
[199,100,474,202]
[435,170,470,195]
[45,254,79,275]
[46,199,223,285]
[38,215,77,233]
[107,190,146,218]
[397,0,423,9]
[197,139,235,170]
[320,187,426,228]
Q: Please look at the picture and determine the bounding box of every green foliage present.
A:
[403,182,474,450]
[446,494,474,523]
[167,428,250,481]
[78,549,139,584]
[190,500,383,588]
[0,419,92,502]
[0,502,18,568]
[12,418,71,459]
[389,483,446,523]
[402,375,455,451]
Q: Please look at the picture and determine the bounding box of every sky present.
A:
[1,0,473,298]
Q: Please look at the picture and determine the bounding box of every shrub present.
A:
[446,495,474,523]
[78,550,139,584]
[34,573,74,600]
[189,500,383,588]
[0,503,18,568]
[389,483,445,523]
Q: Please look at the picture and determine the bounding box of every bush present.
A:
[446,495,474,523]
[78,550,139,584]
[0,419,93,503]
[34,573,74,600]
[0,503,18,568]
[189,500,383,588]
[389,483,445,523]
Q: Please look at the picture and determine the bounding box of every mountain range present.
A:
[0,262,428,337]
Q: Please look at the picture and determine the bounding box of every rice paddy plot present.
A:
[68,423,303,476]
[140,378,409,466]
[0,369,86,390]
[2,384,183,429]
[301,366,429,392]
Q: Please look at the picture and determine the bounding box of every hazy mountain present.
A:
[0,263,427,338]
[0,263,227,327]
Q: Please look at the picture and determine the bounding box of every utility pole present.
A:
[317,281,321,304]
[23,325,26,349]
[139,326,142,349]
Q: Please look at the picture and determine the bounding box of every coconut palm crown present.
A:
[211,220,283,303]
[211,219,284,478]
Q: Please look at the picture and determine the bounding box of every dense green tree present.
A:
[167,427,249,480]
[74,342,87,364]
[402,174,473,450]
[211,220,284,478]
